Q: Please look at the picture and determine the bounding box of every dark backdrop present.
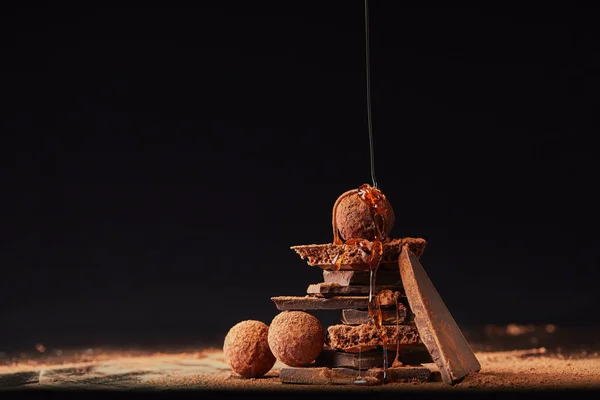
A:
[2,3,598,353]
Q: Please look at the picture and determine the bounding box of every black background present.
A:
[2,3,598,353]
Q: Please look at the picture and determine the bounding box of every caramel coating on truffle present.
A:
[223,320,276,378]
[333,190,395,242]
[268,311,324,367]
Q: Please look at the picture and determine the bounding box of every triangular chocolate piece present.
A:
[399,245,480,384]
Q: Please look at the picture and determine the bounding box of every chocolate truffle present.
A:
[334,189,395,242]
[223,320,276,378]
[268,311,324,367]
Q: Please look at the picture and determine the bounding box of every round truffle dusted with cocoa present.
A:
[223,320,276,378]
[334,189,395,242]
[268,311,324,367]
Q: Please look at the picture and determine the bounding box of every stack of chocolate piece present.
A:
[270,184,481,386]
[271,237,435,384]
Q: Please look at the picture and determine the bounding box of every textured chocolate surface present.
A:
[327,323,421,352]
[291,237,426,270]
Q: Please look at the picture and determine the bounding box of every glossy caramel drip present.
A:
[357,184,391,381]
[331,183,393,382]
[332,238,370,270]
[392,292,404,368]
[357,183,389,241]
[353,346,366,385]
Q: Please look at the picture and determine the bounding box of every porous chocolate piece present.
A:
[323,270,403,287]
[327,323,421,352]
[291,237,426,270]
[341,307,407,325]
[307,283,404,297]
[333,188,395,242]
[223,320,276,378]
[315,346,432,369]
[279,366,431,384]
[268,311,324,367]
[271,295,369,311]
[400,245,481,385]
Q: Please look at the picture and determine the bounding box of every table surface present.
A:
[1,323,599,393]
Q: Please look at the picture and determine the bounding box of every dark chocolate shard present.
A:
[307,283,402,297]
[323,270,403,287]
[341,307,407,325]
[279,366,431,384]
[399,245,481,385]
[291,237,427,270]
[315,346,432,369]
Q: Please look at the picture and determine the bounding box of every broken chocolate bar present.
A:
[327,323,421,352]
[291,237,426,270]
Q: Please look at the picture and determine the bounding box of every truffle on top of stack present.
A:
[270,184,434,385]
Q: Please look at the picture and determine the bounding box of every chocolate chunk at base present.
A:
[327,323,421,352]
[399,245,481,385]
[323,270,403,287]
[341,307,407,325]
[315,346,432,369]
[291,237,426,270]
[279,366,431,384]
